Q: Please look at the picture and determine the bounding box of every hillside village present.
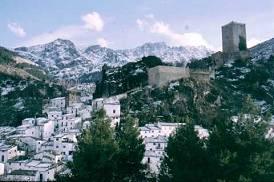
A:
[0,88,198,180]
[0,20,274,181]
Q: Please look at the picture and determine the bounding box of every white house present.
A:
[140,122,182,174]
[48,110,62,121]
[34,150,62,164]
[140,122,182,139]
[16,118,54,141]
[4,169,40,181]
[56,117,82,132]
[50,97,66,110]
[0,144,19,163]
[142,136,168,174]
[67,103,84,117]
[53,133,77,161]
[103,101,120,127]
[0,163,4,175]
[79,106,92,121]
[5,159,63,181]
[7,135,39,152]
[93,98,121,127]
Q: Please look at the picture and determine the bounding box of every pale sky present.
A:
[1,0,274,50]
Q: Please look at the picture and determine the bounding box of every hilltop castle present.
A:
[212,21,250,67]
[148,21,250,87]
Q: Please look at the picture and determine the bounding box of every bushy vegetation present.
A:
[0,47,67,126]
[159,98,274,182]
[120,55,274,127]
[0,47,16,65]
[0,74,67,126]
[94,56,166,98]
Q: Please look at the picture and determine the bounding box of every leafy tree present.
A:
[62,109,118,182]
[115,115,146,181]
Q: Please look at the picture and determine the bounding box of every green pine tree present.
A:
[115,115,147,181]
[61,109,118,182]
[159,98,274,182]
[159,122,212,182]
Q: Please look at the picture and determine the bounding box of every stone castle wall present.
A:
[190,69,215,82]
[148,66,214,87]
[148,66,190,87]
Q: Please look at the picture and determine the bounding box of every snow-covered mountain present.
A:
[250,38,274,61]
[15,39,212,80]
[119,42,211,65]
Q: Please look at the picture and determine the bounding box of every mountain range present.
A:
[15,39,212,81]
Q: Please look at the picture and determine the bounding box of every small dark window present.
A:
[113,110,116,113]
[148,157,150,164]
[40,173,43,181]
[1,155,4,162]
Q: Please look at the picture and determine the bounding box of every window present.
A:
[40,174,43,182]
[1,155,4,162]
[63,146,66,148]
[113,110,116,113]
[69,151,73,155]
[148,157,150,164]
[56,145,59,148]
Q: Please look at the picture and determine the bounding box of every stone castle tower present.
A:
[222,21,247,53]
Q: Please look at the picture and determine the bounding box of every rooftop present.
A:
[51,97,66,101]
[9,170,38,176]
[222,21,245,27]
[145,136,168,143]
[0,143,15,151]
